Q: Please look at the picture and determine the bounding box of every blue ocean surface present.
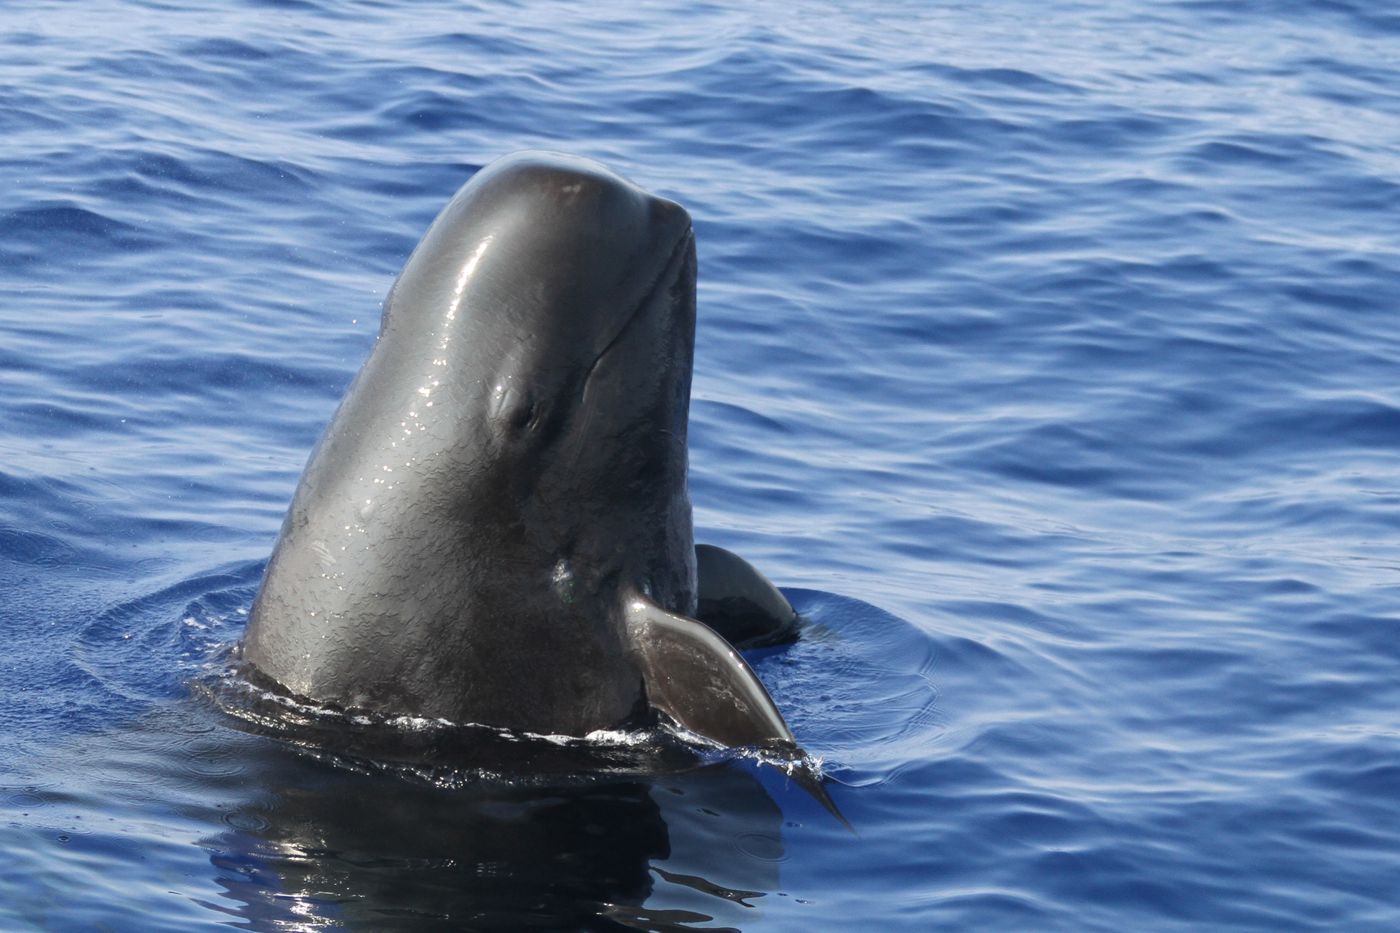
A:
[3,0,1399,929]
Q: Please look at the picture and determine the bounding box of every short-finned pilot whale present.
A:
[241,152,803,752]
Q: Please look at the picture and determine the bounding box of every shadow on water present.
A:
[204,741,783,931]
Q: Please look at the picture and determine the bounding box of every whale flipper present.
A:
[695,544,799,648]
[625,593,796,750]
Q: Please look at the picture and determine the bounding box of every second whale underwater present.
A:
[240,152,814,760]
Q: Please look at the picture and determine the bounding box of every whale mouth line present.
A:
[580,224,694,391]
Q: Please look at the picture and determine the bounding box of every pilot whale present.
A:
[241,152,802,752]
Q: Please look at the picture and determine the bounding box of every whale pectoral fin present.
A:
[695,543,799,649]
[625,594,797,750]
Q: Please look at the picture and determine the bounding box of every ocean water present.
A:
[3,0,1399,929]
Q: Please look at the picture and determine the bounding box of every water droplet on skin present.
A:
[553,559,575,604]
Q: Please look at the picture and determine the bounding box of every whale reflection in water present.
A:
[209,749,785,931]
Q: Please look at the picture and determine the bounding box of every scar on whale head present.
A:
[240,151,810,760]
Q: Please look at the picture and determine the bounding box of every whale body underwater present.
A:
[241,152,807,755]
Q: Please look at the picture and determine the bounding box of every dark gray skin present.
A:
[242,152,800,749]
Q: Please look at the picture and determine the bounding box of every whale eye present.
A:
[510,399,536,431]
[492,382,541,436]
[508,394,555,441]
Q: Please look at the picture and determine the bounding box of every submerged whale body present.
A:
[241,152,803,753]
